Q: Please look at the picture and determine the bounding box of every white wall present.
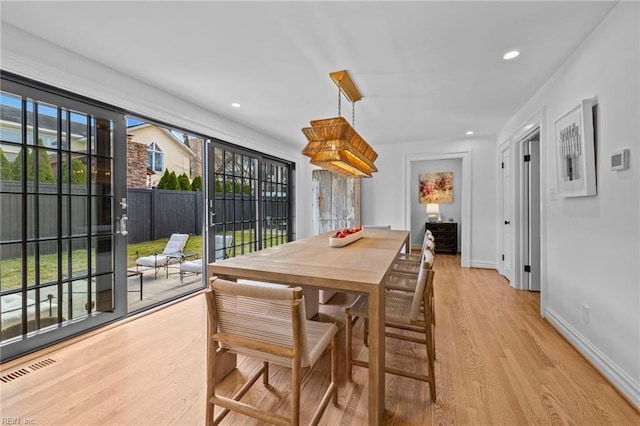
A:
[497,2,639,407]
[361,137,497,268]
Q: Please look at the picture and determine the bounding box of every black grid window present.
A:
[211,144,292,258]
[261,160,290,249]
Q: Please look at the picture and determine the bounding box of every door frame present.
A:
[498,139,513,281]
[404,151,471,267]
[513,124,540,291]
[505,108,547,309]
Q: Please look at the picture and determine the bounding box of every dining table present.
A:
[207,228,410,425]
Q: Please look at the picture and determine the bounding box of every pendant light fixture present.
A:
[301,70,378,178]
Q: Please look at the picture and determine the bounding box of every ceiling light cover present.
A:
[503,50,520,60]
[301,117,378,178]
[307,117,377,164]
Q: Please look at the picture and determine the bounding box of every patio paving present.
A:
[127,264,205,313]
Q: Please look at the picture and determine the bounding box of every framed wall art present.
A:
[419,171,453,204]
[555,99,597,197]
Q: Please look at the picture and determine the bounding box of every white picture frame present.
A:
[554,99,597,197]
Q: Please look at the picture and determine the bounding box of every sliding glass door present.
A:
[0,76,127,361]
[206,142,293,263]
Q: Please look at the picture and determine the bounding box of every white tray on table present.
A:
[329,231,363,247]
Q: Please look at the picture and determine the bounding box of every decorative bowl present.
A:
[329,230,363,247]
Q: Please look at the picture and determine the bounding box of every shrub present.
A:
[0,148,15,181]
[12,140,55,183]
[166,171,179,190]
[62,158,87,185]
[178,173,192,191]
[156,169,171,189]
[191,175,203,191]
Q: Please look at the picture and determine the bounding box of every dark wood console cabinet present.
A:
[425,222,458,254]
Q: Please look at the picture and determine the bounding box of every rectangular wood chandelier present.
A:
[301,70,378,178]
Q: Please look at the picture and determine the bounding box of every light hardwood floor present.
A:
[1,254,638,425]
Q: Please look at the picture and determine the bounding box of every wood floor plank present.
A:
[1,254,638,425]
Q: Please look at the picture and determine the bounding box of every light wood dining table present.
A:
[207,228,410,425]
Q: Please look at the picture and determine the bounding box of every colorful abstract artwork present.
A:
[419,172,453,204]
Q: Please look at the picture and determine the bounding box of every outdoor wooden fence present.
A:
[1,184,287,256]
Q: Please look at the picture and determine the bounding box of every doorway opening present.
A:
[504,125,541,292]
[404,152,471,267]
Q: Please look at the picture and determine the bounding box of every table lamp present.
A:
[426,203,441,223]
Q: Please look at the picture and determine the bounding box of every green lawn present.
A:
[1,231,287,292]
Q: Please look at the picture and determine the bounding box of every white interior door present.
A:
[520,133,541,292]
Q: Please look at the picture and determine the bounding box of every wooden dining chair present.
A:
[397,230,430,261]
[205,277,338,426]
[385,251,437,333]
[394,229,435,269]
[386,250,434,291]
[393,237,436,275]
[345,264,436,402]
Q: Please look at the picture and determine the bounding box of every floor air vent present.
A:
[0,358,57,383]
[28,358,56,371]
[0,368,30,383]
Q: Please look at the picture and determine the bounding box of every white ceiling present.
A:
[1,1,617,149]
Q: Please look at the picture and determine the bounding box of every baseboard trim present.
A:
[545,306,640,410]
[469,260,497,269]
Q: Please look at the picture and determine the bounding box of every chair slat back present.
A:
[208,278,310,367]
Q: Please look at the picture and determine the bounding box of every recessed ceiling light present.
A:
[466,131,474,135]
[503,50,520,60]
[231,102,241,108]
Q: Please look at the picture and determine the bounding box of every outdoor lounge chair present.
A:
[213,234,233,261]
[136,233,190,279]
[180,258,203,283]
[179,235,233,282]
